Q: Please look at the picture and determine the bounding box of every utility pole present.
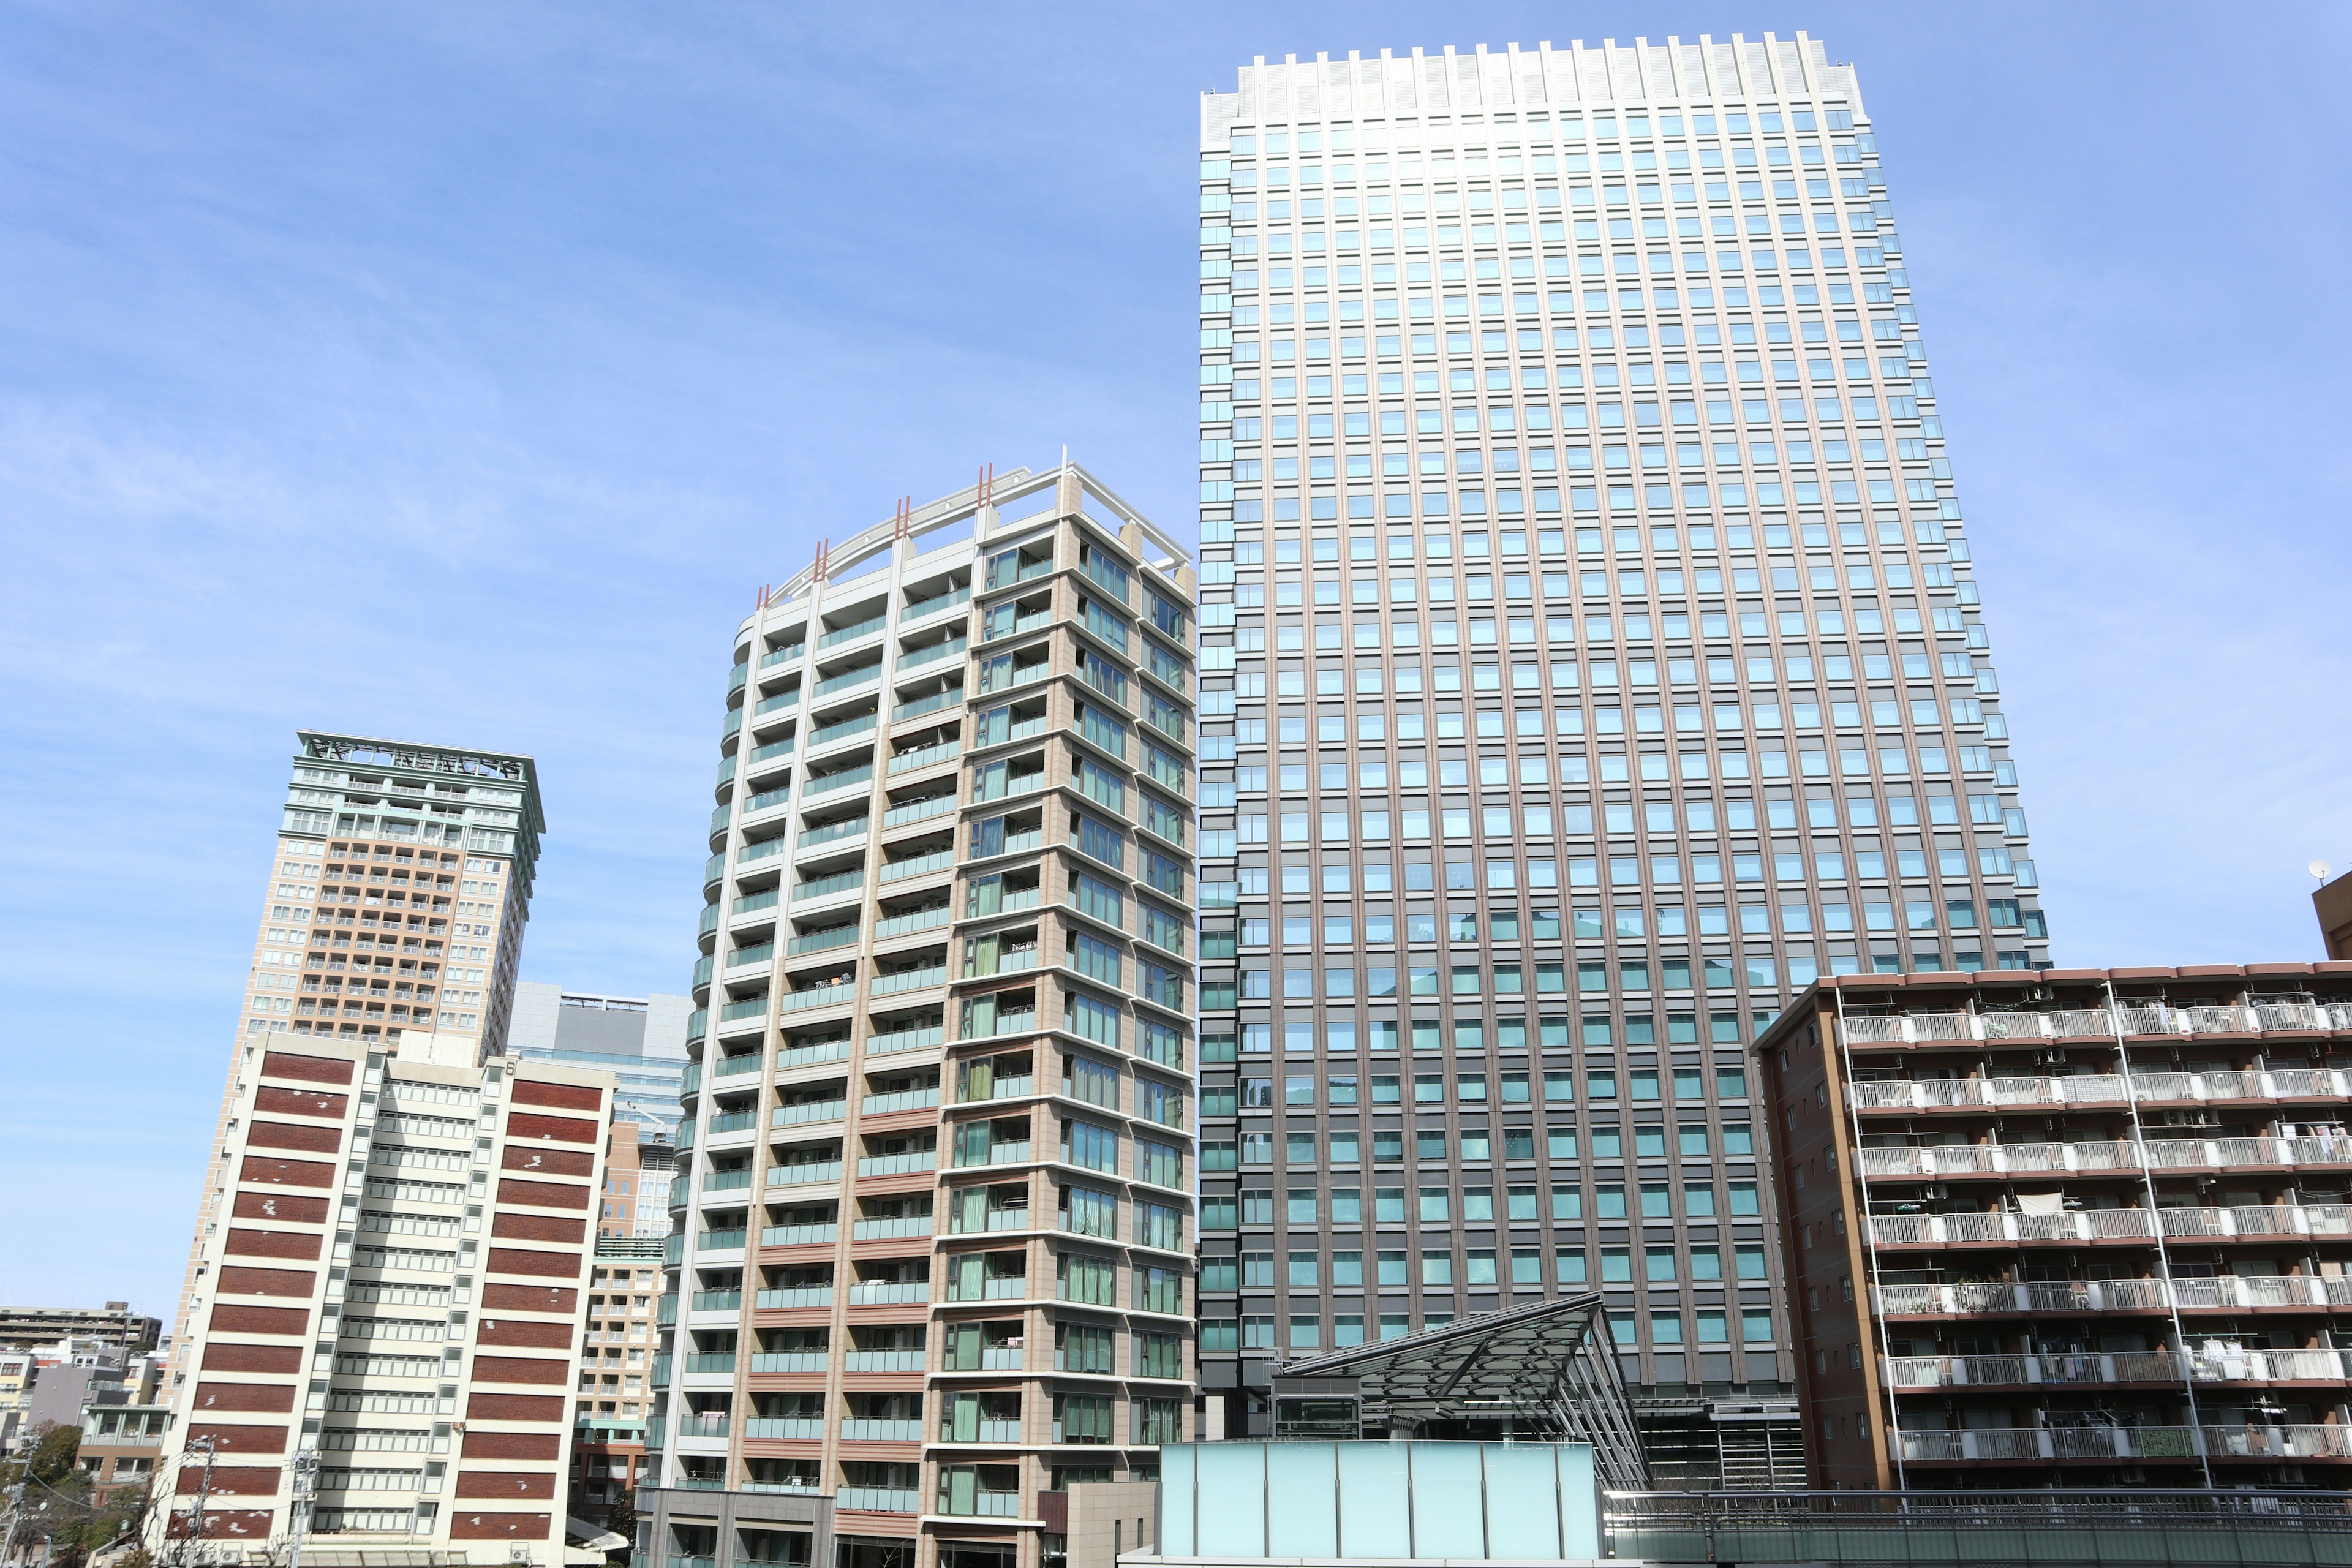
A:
[284,1450,317,1568]
[176,1438,219,1568]
[2,1480,27,1568]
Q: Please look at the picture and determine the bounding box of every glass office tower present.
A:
[1192,34,2049,1483]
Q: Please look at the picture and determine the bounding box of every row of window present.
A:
[1203,1178,1764,1229]
[1204,1306,1776,1355]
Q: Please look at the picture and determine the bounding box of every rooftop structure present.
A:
[1755,962,2352,1490]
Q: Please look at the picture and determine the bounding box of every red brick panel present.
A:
[481,1284,577,1314]
[225,1229,321,1261]
[454,1471,557,1499]
[484,1248,576,1279]
[246,1120,341,1155]
[505,1111,597,1145]
[238,1156,334,1189]
[466,1392,566,1423]
[260,1051,353,1085]
[511,1079,603,1112]
[172,1466,280,1495]
[491,1212,584,1245]
[167,1509,276,1537]
[208,1305,307,1337]
[449,1512,553,1540]
[192,1383,296,1414]
[217,1266,315,1299]
[470,1355,567,1385]
[231,1191,331,1223]
[496,1178,590,1211]
[183,1423,288,1455]
[202,1343,303,1374]
[500,1146,594,1177]
[477,1318,573,1349]
[255,1085,349,1119]
[460,1431,560,1460]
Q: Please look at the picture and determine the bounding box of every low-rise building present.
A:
[0,1305,161,1356]
[1755,962,2352,1490]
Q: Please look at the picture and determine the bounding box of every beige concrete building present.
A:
[641,463,1199,1568]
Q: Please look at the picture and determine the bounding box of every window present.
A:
[1061,1120,1118,1172]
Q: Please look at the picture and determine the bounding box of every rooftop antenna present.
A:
[813,538,829,582]
[894,495,911,541]
[2313,861,2334,885]
[976,462,995,506]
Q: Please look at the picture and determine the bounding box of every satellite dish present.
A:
[2313,861,2334,883]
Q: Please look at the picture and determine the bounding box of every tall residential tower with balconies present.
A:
[1191,35,2048,1483]
[642,466,1199,1568]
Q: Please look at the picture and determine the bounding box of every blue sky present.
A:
[6,0,2350,1315]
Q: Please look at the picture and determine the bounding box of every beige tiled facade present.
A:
[650,465,1196,1568]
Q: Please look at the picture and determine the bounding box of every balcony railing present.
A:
[809,712,878,750]
[856,1150,937,1177]
[804,763,876,797]
[881,793,957,828]
[848,1280,930,1305]
[1894,1425,2352,1463]
[866,1023,945,1057]
[892,687,963,723]
[895,636,968,673]
[748,1351,829,1373]
[775,1039,850,1069]
[878,851,954,884]
[691,1289,743,1312]
[1869,1204,2352,1248]
[902,585,971,622]
[873,907,950,941]
[1884,1348,2352,1391]
[743,1417,826,1441]
[835,1487,920,1513]
[760,643,805,669]
[676,1414,731,1438]
[1854,1069,2352,1111]
[889,740,962,775]
[772,1099,847,1127]
[1858,1136,2352,1180]
[862,1088,940,1115]
[797,818,869,854]
[1839,1003,2352,1048]
[682,1354,736,1375]
[870,964,948,996]
[853,1215,935,1240]
[818,613,888,649]
[842,1351,925,1373]
[786,925,859,957]
[778,981,855,1013]
[840,1419,924,1442]
[760,1222,838,1248]
[767,1160,844,1188]
[755,1286,835,1310]
[698,1229,747,1253]
[1877,1274,2352,1317]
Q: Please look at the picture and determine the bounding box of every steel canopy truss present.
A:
[1274,1293,1653,1491]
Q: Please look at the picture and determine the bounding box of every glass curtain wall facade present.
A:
[1192,34,2051,1458]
